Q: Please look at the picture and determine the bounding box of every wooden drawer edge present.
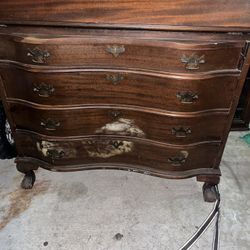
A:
[15,156,221,179]
[8,99,230,117]
[0,62,242,79]
[15,129,222,148]
[0,59,243,77]
[1,21,250,34]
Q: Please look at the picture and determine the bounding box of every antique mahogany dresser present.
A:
[0,1,250,203]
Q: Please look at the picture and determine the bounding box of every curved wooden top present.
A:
[0,0,250,32]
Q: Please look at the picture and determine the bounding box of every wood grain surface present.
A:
[15,131,221,172]
[1,69,237,112]
[0,33,244,72]
[0,1,250,31]
[9,103,228,144]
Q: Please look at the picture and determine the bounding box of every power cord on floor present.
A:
[179,186,220,250]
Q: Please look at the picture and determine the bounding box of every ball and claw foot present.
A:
[203,183,219,203]
[21,170,36,189]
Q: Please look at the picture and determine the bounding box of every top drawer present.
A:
[0,34,244,73]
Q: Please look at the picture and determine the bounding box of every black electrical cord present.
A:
[179,186,220,250]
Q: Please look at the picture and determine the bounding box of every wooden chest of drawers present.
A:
[0,1,250,203]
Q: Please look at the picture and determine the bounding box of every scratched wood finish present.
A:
[9,103,228,144]
[1,68,238,112]
[0,34,244,73]
[15,131,221,172]
[0,1,250,31]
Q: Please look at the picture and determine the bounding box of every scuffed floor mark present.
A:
[84,140,133,158]
[43,241,48,246]
[0,181,50,231]
[114,233,124,241]
[222,160,243,191]
[56,182,88,202]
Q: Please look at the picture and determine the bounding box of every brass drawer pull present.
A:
[27,47,50,64]
[108,110,122,119]
[106,74,124,85]
[181,53,205,70]
[46,149,65,160]
[110,140,124,149]
[106,45,125,57]
[168,151,189,167]
[172,127,192,138]
[177,91,198,104]
[40,118,60,131]
[33,83,54,97]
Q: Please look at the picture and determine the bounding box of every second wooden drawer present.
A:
[2,69,238,112]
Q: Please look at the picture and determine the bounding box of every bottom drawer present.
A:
[15,132,220,174]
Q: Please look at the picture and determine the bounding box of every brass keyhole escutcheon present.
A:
[108,110,122,120]
[106,74,124,85]
[106,45,125,57]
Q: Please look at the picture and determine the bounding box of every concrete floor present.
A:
[0,132,250,250]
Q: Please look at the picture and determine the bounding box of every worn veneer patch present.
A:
[36,141,77,158]
[36,119,145,159]
[56,182,88,202]
[83,118,145,158]
[0,181,50,230]
[83,140,134,159]
[95,118,145,138]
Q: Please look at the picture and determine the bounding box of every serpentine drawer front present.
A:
[0,34,244,72]
[0,1,249,203]
[2,69,238,111]
[15,131,221,175]
[9,103,228,144]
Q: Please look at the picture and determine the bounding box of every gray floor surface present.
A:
[0,131,249,250]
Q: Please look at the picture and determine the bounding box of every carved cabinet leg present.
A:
[16,160,39,189]
[197,175,220,203]
[202,183,219,203]
[21,170,36,189]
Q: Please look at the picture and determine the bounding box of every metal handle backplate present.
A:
[181,53,205,70]
[110,140,124,149]
[27,47,50,64]
[33,83,54,97]
[46,149,65,160]
[40,118,60,131]
[177,91,198,104]
[168,151,189,167]
[172,127,192,138]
